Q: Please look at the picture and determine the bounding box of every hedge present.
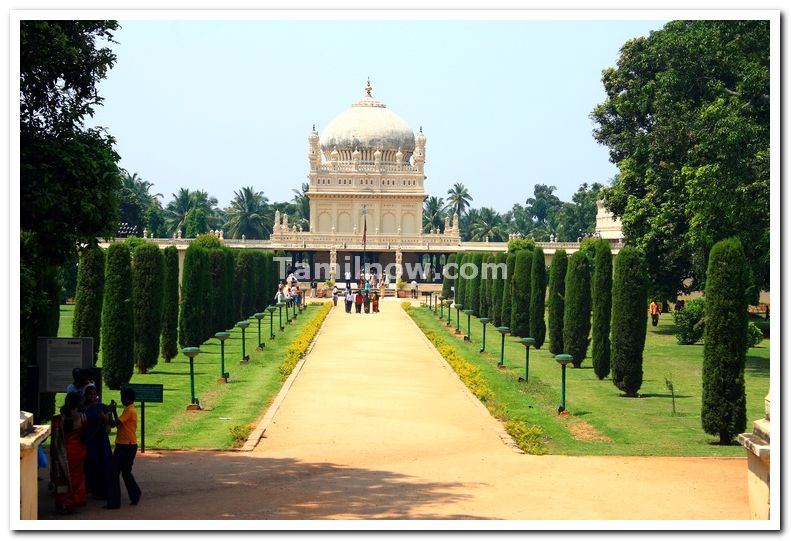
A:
[591,240,612,380]
[73,243,104,365]
[702,238,748,444]
[101,243,134,389]
[610,245,648,396]
[466,253,484,316]
[441,253,456,299]
[131,242,164,374]
[500,253,517,328]
[529,247,547,348]
[562,250,591,368]
[160,246,179,362]
[510,250,532,337]
[548,250,567,355]
[455,252,468,308]
[490,252,506,327]
[179,244,209,348]
[208,249,227,333]
[278,303,332,380]
[479,254,494,318]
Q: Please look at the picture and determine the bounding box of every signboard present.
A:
[120,383,164,403]
[37,337,94,393]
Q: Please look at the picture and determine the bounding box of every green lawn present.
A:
[408,304,769,457]
[57,303,327,449]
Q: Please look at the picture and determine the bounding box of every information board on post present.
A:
[37,337,94,393]
[119,383,164,454]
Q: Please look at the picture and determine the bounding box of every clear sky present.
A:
[87,18,668,212]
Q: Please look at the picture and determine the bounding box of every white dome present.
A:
[320,83,415,163]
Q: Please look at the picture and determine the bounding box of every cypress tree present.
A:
[101,243,134,389]
[701,238,748,444]
[548,250,568,355]
[500,253,517,328]
[611,245,648,396]
[563,250,592,368]
[479,254,493,318]
[132,242,164,374]
[235,251,255,320]
[455,252,468,307]
[591,240,613,380]
[223,248,236,328]
[73,243,104,365]
[529,248,547,348]
[160,246,179,363]
[510,250,532,337]
[208,249,226,335]
[179,244,208,348]
[441,253,456,299]
[490,252,506,327]
[263,251,274,308]
[466,253,484,316]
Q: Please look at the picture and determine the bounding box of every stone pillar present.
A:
[20,411,51,520]
[395,249,403,281]
[738,393,771,520]
[329,247,337,282]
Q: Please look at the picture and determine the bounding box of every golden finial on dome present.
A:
[365,77,372,97]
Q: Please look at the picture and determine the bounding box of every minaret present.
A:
[308,124,320,171]
[414,126,426,173]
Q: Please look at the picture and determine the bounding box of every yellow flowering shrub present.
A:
[278,303,332,381]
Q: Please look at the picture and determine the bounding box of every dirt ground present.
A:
[35,300,750,523]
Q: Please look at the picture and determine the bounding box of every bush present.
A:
[610,245,648,397]
[529,248,547,348]
[191,233,221,250]
[132,242,164,374]
[479,254,494,318]
[702,238,748,445]
[160,246,179,362]
[672,298,706,345]
[500,253,517,328]
[234,251,255,321]
[504,420,547,456]
[510,250,532,337]
[101,243,134,389]
[230,424,253,447]
[563,250,591,367]
[490,252,506,327]
[746,321,764,348]
[547,250,567,356]
[179,244,209,348]
[455,252,468,308]
[507,238,536,253]
[72,244,104,364]
[441,253,456,299]
[591,240,612,380]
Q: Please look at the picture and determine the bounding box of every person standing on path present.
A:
[332,285,339,307]
[344,289,353,313]
[310,280,318,298]
[105,388,141,509]
[372,292,380,313]
[649,300,661,327]
[354,290,364,313]
[411,279,418,299]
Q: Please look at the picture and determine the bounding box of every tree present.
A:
[164,188,220,237]
[469,208,507,242]
[529,248,547,348]
[223,249,237,329]
[208,249,227,335]
[610,246,648,396]
[702,238,748,444]
[291,182,310,231]
[526,184,563,227]
[132,242,164,374]
[225,186,271,240]
[455,253,468,309]
[490,252,506,327]
[500,253,517,328]
[458,208,480,242]
[101,243,134,389]
[591,240,613,380]
[185,207,209,238]
[423,196,447,232]
[119,170,163,236]
[592,21,769,298]
[510,250,532,337]
[563,251,591,367]
[72,244,104,365]
[479,254,494,318]
[179,244,209,348]
[465,253,484,316]
[446,182,473,217]
[554,183,605,242]
[234,251,256,321]
[160,246,179,363]
[548,250,568,355]
[441,254,456,299]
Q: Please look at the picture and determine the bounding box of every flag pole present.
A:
[362,204,367,281]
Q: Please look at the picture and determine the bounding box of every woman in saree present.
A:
[50,392,88,514]
[82,384,112,500]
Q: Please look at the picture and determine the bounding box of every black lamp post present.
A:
[215,332,230,382]
[446,300,452,326]
[519,337,535,382]
[438,295,445,319]
[236,320,250,363]
[277,301,285,331]
[463,309,474,342]
[454,303,463,334]
[496,326,510,368]
[266,305,277,339]
[479,317,490,353]
[254,312,265,351]
[555,354,574,413]
[182,347,201,409]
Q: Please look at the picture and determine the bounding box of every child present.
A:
[105,387,141,509]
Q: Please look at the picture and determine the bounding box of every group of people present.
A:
[275,273,303,306]
[335,287,380,314]
[49,368,141,514]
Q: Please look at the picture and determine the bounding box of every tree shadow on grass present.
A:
[745,355,769,379]
[38,452,489,520]
[638,393,692,399]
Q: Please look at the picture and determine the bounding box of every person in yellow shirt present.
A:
[649,299,661,327]
[105,387,141,509]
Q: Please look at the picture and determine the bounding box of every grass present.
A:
[56,302,330,450]
[407,304,770,457]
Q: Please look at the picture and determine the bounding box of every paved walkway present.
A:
[37,300,749,521]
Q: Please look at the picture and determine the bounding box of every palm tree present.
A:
[446,182,473,217]
[163,188,220,237]
[121,170,163,206]
[469,207,507,242]
[291,182,310,230]
[423,196,446,232]
[224,186,271,239]
[459,207,480,242]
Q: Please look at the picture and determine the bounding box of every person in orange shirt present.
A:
[105,387,141,509]
[649,299,661,327]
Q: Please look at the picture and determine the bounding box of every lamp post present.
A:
[277,301,285,331]
[496,326,510,368]
[438,295,445,319]
[266,305,277,339]
[446,300,452,326]
[215,332,230,383]
[454,303,463,334]
[463,309,474,342]
[555,354,574,413]
[284,297,291,323]
[254,312,265,351]
[519,337,536,382]
[479,317,490,353]
[236,320,250,363]
[182,347,201,410]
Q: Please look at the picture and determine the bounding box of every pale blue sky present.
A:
[88,18,668,211]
